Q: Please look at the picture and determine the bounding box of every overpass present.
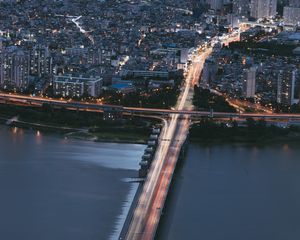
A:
[1,92,300,121]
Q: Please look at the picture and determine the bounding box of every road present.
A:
[1,92,300,120]
[124,40,212,240]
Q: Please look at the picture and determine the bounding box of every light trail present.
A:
[70,16,95,44]
[124,38,215,240]
[1,92,300,120]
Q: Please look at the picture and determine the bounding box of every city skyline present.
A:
[1,1,300,240]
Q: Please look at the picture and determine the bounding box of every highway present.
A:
[124,40,213,240]
[1,92,300,120]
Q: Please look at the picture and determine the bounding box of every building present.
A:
[227,14,240,28]
[233,0,250,17]
[0,46,29,91]
[293,47,300,55]
[201,58,218,88]
[180,49,189,64]
[283,7,300,26]
[291,69,300,105]
[121,70,170,79]
[29,45,52,77]
[53,74,103,98]
[250,0,277,19]
[208,0,224,11]
[243,66,256,98]
[87,48,103,65]
[276,68,296,105]
[289,0,300,8]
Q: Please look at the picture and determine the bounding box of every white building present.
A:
[53,74,103,98]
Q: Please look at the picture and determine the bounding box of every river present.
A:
[158,143,300,240]
[0,126,144,240]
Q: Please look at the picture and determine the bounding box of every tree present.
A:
[246,118,256,129]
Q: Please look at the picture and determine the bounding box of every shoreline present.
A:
[4,117,300,146]
[0,103,153,144]
[1,119,149,145]
[189,131,300,146]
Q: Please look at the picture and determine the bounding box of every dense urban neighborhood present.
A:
[1,1,300,240]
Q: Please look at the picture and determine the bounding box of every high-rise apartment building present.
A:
[250,0,277,19]
[289,0,300,8]
[29,45,52,77]
[283,0,300,26]
[283,7,300,25]
[276,67,300,105]
[0,46,29,90]
[201,58,218,88]
[208,0,224,11]
[243,66,256,98]
[233,0,250,17]
[291,69,300,104]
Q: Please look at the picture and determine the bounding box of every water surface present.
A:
[0,127,144,240]
[159,143,300,240]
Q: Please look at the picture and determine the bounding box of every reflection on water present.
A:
[0,126,144,240]
[159,143,300,240]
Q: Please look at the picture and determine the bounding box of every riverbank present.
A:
[0,103,154,144]
[190,119,300,145]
